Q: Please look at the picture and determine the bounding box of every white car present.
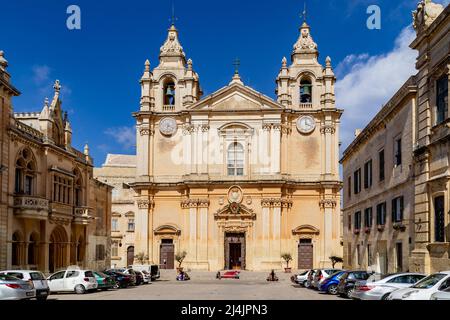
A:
[351,273,426,300]
[291,270,310,286]
[0,270,49,300]
[47,268,98,294]
[430,276,450,300]
[387,271,450,300]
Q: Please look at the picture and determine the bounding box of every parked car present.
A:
[318,271,346,294]
[107,268,136,286]
[135,270,147,284]
[47,268,97,294]
[305,269,318,288]
[93,271,115,291]
[290,270,310,286]
[103,270,131,289]
[0,270,49,300]
[387,271,450,300]
[0,273,35,300]
[131,264,160,281]
[312,269,342,289]
[140,270,151,284]
[430,281,450,300]
[337,271,372,298]
[351,272,426,300]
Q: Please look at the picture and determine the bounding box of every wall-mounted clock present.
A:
[296,116,316,134]
[159,117,177,136]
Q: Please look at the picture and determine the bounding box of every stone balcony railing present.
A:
[13,195,49,220]
[299,103,313,109]
[13,120,44,140]
[162,104,175,111]
[73,206,93,225]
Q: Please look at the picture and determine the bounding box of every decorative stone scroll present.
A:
[320,125,336,134]
[261,198,293,208]
[137,199,155,209]
[319,199,337,209]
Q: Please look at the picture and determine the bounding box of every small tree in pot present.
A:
[329,256,343,268]
[134,252,149,265]
[175,251,187,272]
[281,253,293,273]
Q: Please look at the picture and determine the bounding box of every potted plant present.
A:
[175,251,187,272]
[329,256,343,268]
[134,252,149,265]
[281,253,293,273]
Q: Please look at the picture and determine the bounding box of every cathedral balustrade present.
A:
[299,103,313,109]
[162,104,175,111]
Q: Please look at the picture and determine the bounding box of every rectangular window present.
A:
[376,202,387,225]
[348,214,352,231]
[112,218,119,231]
[392,196,404,223]
[434,196,445,242]
[379,149,385,181]
[127,219,135,232]
[364,207,373,228]
[436,75,448,124]
[348,176,352,199]
[396,242,403,272]
[367,244,373,266]
[111,241,118,257]
[354,211,362,230]
[354,169,361,194]
[52,175,72,205]
[394,138,402,166]
[364,160,372,189]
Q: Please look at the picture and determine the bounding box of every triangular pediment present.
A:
[187,83,283,111]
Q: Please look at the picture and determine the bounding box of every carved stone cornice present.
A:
[319,199,337,209]
[137,199,155,209]
[261,198,292,208]
[181,198,210,208]
[320,125,336,134]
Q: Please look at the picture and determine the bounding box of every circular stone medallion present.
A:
[159,117,177,136]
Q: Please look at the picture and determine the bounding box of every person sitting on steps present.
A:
[267,269,279,281]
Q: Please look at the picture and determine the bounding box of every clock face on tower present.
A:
[296,116,316,134]
[159,117,177,136]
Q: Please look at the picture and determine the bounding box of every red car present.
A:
[217,271,240,279]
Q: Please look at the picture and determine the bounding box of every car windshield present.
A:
[353,272,369,280]
[299,270,309,276]
[412,274,447,289]
[85,271,95,278]
[329,271,344,279]
[6,272,23,279]
[30,272,45,280]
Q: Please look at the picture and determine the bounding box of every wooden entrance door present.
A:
[298,239,313,269]
[160,239,174,269]
[224,233,245,270]
[127,246,134,267]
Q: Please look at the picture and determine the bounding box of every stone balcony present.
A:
[49,202,73,224]
[162,104,175,111]
[13,195,49,220]
[73,206,94,225]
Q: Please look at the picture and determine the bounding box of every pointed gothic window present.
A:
[14,148,36,195]
[227,142,244,176]
[74,168,83,206]
[300,79,312,103]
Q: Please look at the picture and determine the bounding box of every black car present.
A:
[150,265,160,281]
[337,271,372,298]
[106,269,137,286]
[103,270,131,289]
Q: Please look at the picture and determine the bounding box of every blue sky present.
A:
[1,0,449,166]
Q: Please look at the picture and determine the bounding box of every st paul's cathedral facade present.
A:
[95,18,343,271]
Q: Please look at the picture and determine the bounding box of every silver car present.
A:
[0,270,49,300]
[0,273,36,300]
[312,269,342,289]
[351,272,426,300]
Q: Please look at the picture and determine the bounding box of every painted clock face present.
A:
[159,117,177,136]
[296,116,316,134]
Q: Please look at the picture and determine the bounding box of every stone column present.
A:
[197,199,209,268]
[136,199,151,262]
[189,203,197,263]
[137,123,150,176]
[261,199,271,267]
[201,125,209,174]
[321,125,335,176]
[182,124,193,174]
[320,199,336,267]
[272,200,282,265]
[262,123,271,174]
[272,124,281,174]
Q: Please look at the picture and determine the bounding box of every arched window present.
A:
[227,142,244,176]
[15,148,36,195]
[28,233,38,265]
[73,168,82,206]
[12,232,21,266]
[300,79,312,103]
[163,79,176,106]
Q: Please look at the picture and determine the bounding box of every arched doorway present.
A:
[28,232,39,266]
[127,246,134,267]
[292,225,320,269]
[49,226,68,273]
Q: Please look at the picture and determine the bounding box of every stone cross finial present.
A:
[326,56,332,67]
[144,59,150,71]
[187,58,193,70]
[53,80,61,93]
[282,56,287,67]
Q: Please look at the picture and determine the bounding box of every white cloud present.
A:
[104,126,136,150]
[32,65,51,85]
[336,26,417,151]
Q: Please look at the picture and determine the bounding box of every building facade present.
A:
[94,154,137,268]
[341,77,418,273]
[96,19,343,271]
[410,1,450,273]
[0,52,112,273]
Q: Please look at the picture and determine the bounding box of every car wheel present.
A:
[113,281,120,289]
[75,284,86,294]
[381,293,390,300]
[328,284,338,295]
[346,287,354,299]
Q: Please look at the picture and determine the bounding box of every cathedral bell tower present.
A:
[139,24,202,113]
